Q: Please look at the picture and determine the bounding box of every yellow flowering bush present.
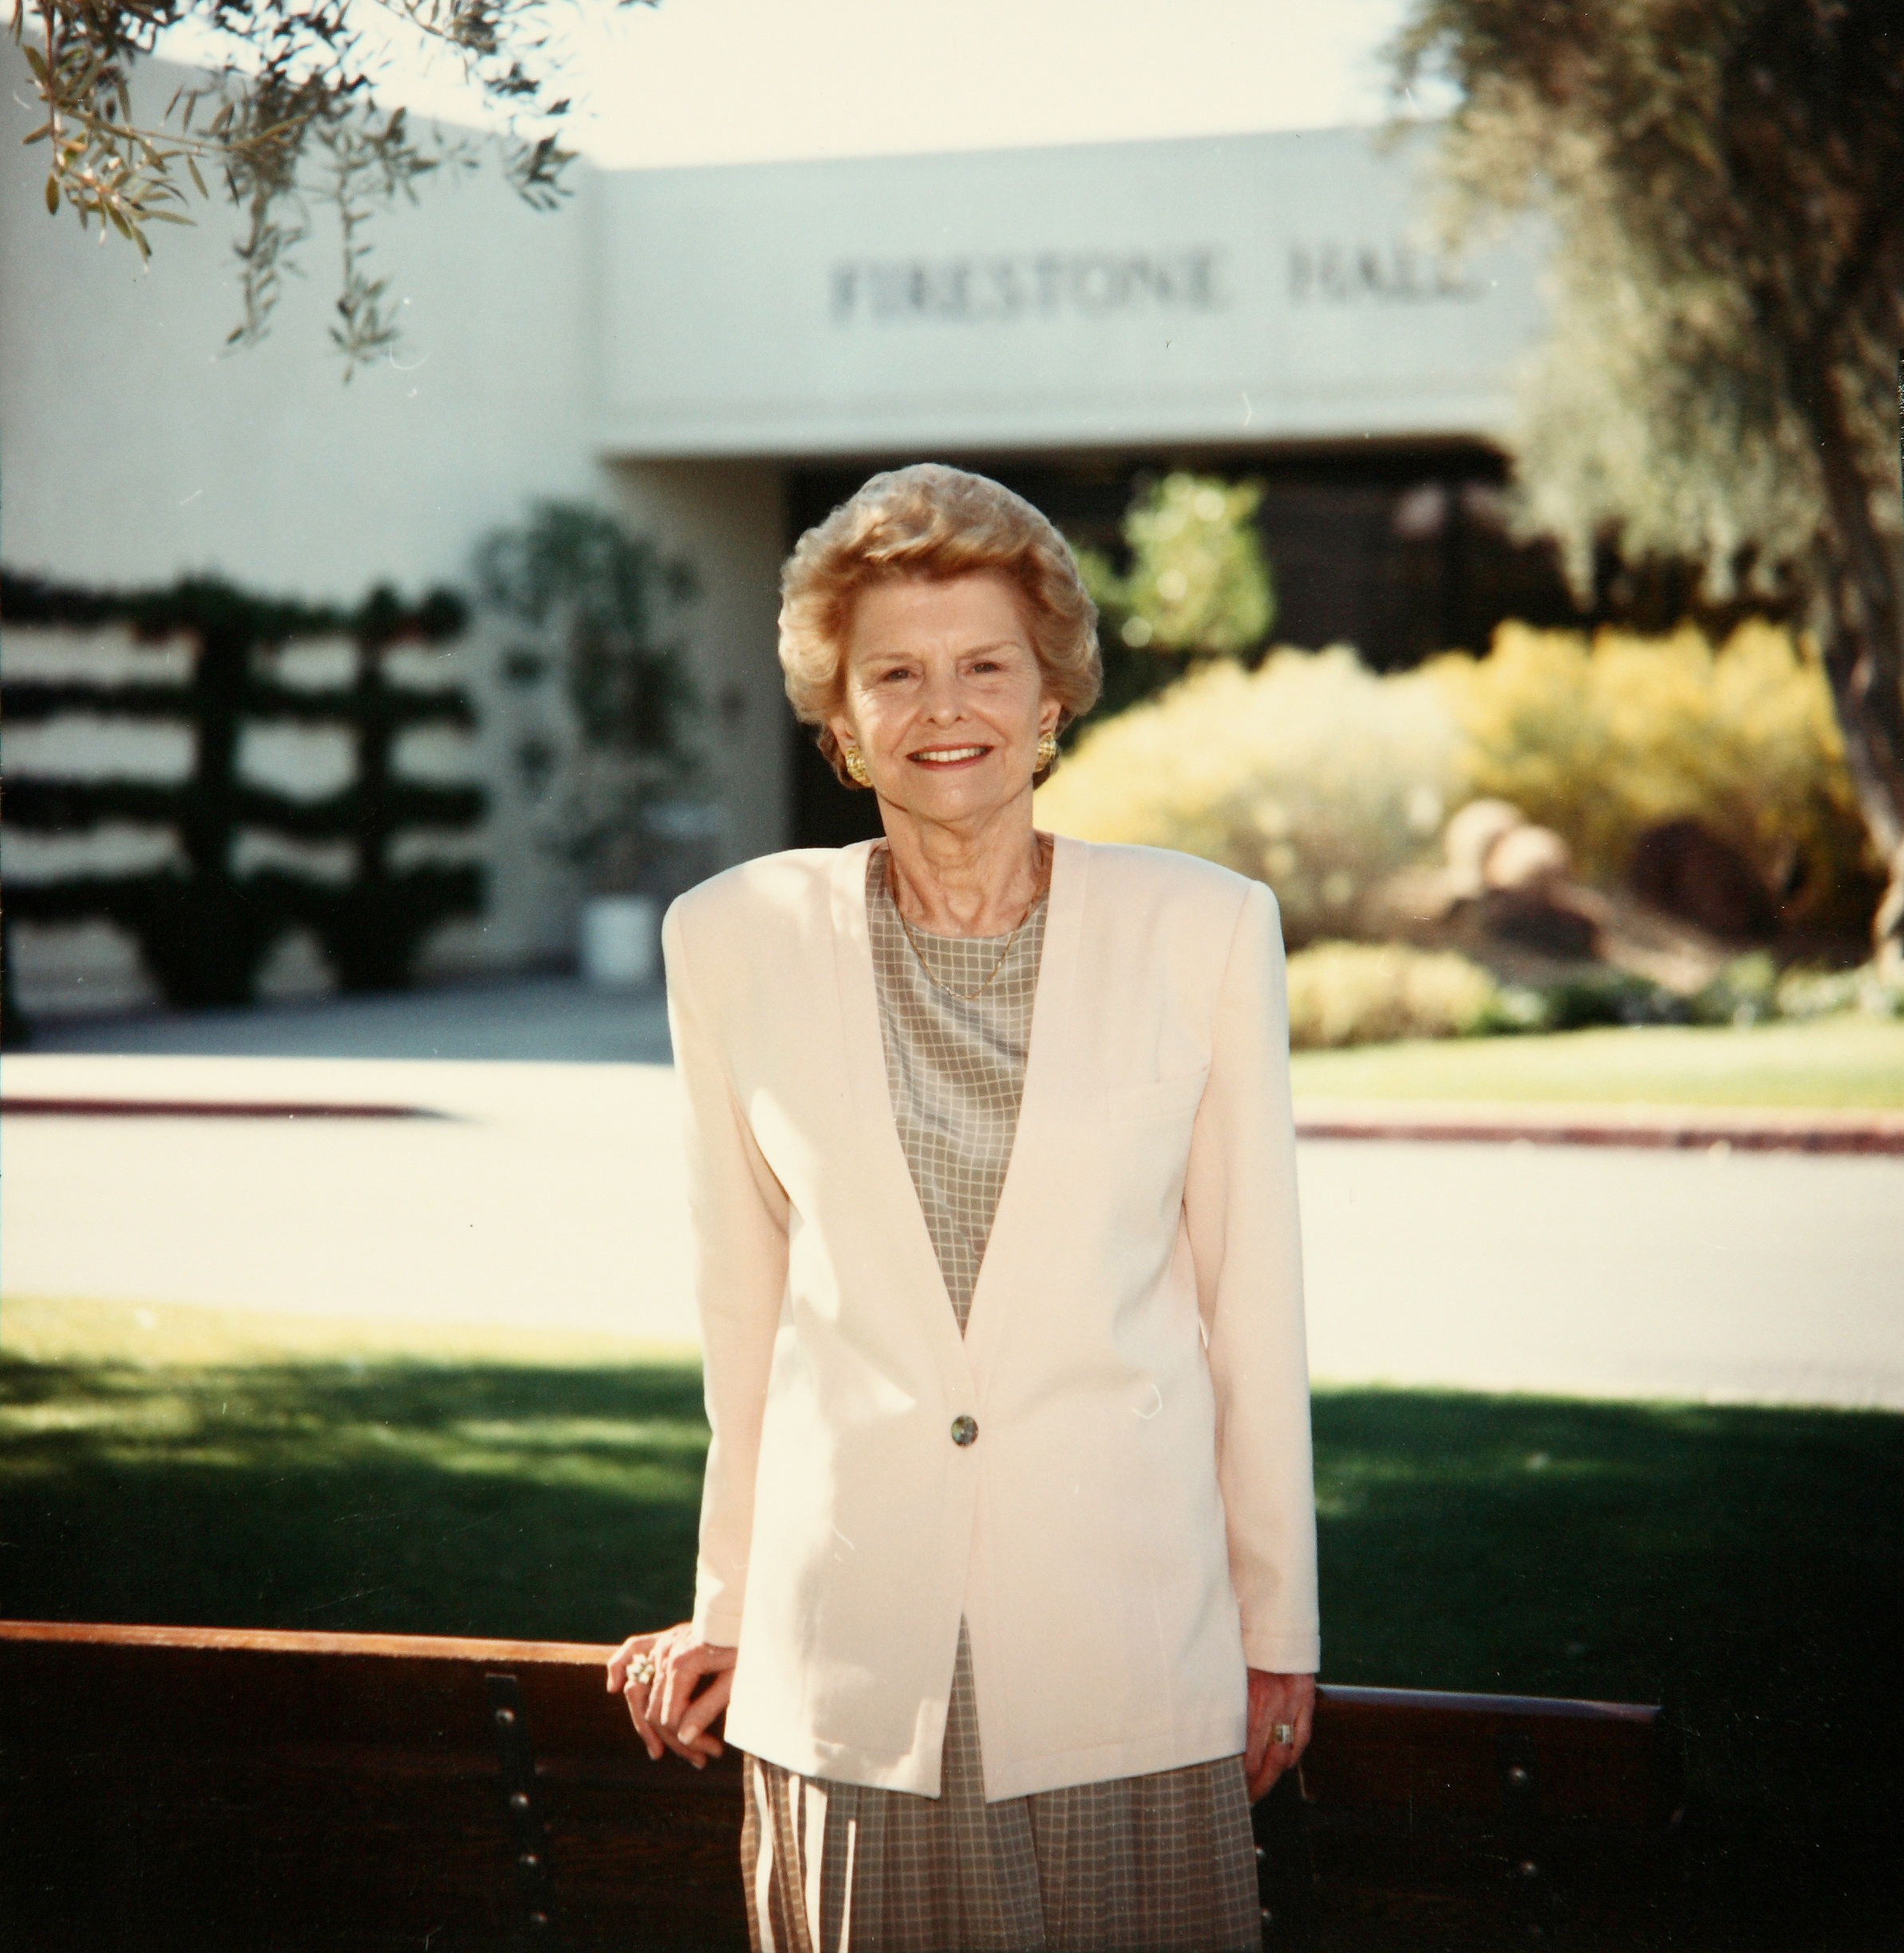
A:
[1428,621,1874,928]
[1035,648,1458,949]
[1285,941,1503,1048]
[1041,621,1875,955]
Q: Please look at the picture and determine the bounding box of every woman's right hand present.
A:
[606,1623,737,1768]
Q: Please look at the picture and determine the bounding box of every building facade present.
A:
[1,45,1555,1007]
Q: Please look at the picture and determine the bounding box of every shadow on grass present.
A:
[4,1359,1899,1927]
[1311,1389,1902,1948]
[0,1357,711,1643]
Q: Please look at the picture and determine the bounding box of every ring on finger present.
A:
[627,1654,656,1687]
[1271,1722,1294,1746]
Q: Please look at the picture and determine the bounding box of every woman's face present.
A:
[828,572,1061,830]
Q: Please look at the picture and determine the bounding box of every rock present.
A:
[1444,799,1526,897]
[1484,823,1572,894]
[1628,819,1776,941]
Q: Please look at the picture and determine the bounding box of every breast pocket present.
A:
[1104,1067,1210,1123]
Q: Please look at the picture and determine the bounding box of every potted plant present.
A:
[478,501,701,986]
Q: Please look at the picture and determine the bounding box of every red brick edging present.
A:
[1293,1098,1904,1155]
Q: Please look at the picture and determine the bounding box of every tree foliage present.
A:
[1069,471,1276,725]
[10,0,648,367]
[1392,0,1904,961]
[1076,471,1275,658]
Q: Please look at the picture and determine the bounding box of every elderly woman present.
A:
[609,464,1317,1953]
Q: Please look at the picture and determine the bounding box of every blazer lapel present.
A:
[961,834,1087,1385]
[829,841,971,1376]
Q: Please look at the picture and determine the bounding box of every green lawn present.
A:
[4,1304,1898,1946]
[0,1304,708,1640]
[1290,1013,1904,1107]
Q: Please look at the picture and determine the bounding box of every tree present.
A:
[477,500,699,896]
[1392,0,1904,966]
[10,0,649,367]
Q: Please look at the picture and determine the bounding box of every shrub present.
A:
[0,572,483,1012]
[1284,948,1815,1047]
[1688,952,1780,1028]
[1428,621,1875,930]
[1540,968,1689,1030]
[1036,648,1458,949]
[1285,941,1504,1048]
[1776,962,1904,1021]
[1039,621,1878,956]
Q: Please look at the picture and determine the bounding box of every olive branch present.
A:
[11,0,646,369]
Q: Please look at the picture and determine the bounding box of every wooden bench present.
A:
[0,1620,1681,1951]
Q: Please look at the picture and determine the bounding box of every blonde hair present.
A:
[779,464,1102,787]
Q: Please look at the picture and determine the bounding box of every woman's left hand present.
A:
[1244,1668,1316,1801]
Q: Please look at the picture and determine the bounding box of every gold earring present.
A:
[843,744,872,787]
[1035,732,1059,770]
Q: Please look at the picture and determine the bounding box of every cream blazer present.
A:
[662,835,1318,1802]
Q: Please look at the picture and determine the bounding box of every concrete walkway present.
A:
[6,981,1902,1408]
[14,974,674,1065]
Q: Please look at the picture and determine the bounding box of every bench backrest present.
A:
[0,1620,1680,1951]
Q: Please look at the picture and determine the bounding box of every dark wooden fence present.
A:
[0,1620,1681,1951]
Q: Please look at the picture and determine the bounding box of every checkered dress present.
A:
[735,848,1262,1953]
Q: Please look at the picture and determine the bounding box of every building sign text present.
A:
[1288,241,1480,303]
[831,250,1228,326]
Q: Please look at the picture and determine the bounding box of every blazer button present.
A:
[950,1414,978,1447]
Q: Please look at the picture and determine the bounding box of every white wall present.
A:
[594,127,1547,458]
[605,461,790,871]
[0,45,602,599]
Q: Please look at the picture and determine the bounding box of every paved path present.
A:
[1297,1138,1903,1407]
[5,1045,1901,1408]
[16,975,675,1065]
[2,1054,698,1349]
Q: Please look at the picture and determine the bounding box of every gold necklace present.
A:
[888,847,1047,1004]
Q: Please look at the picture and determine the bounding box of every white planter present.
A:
[579,895,659,988]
